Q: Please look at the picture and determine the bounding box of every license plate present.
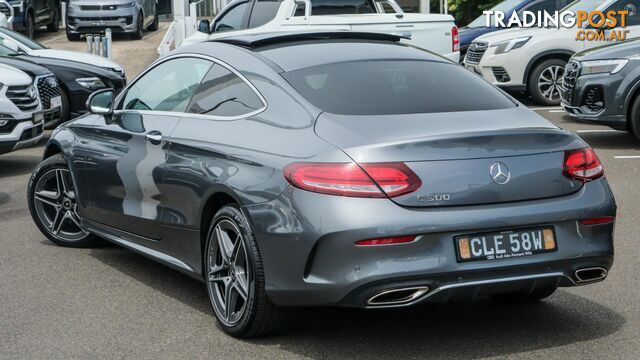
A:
[49,96,62,110]
[456,228,557,262]
[32,112,44,124]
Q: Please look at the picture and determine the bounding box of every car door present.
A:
[160,61,267,229]
[81,56,212,239]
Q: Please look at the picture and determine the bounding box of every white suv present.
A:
[0,63,44,155]
[465,0,640,105]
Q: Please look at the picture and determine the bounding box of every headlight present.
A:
[581,59,629,75]
[76,77,107,90]
[491,36,531,55]
[121,2,136,8]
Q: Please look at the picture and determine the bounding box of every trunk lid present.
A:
[315,108,586,207]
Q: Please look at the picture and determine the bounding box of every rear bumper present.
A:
[244,179,616,308]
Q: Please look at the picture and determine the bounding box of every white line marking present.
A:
[143,24,169,40]
[529,106,563,111]
[614,156,640,159]
[577,129,622,133]
[548,110,565,113]
[41,34,66,44]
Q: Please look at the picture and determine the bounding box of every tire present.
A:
[66,30,81,41]
[204,205,288,338]
[47,5,60,32]
[25,12,35,39]
[628,94,640,141]
[147,7,159,31]
[130,12,144,40]
[491,285,558,303]
[27,154,100,248]
[528,58,567,106]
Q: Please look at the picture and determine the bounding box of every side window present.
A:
[294,0,376,16]
[606,0,640,26]
[249,0,281,28]
[215,1,250,32]
[188,64,265,117]
[122,58,212,112]
[522,0,559,13]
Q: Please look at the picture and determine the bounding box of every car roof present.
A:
[209,31,451,72]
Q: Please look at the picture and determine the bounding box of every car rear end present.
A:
[246,40,615,308]
[66,0,139,35]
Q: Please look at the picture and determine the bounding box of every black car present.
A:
[0,0,61,38]
[0,43,126,126]
[0,53,62,126]
[561,39,640,139]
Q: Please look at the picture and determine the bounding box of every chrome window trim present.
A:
[114,53,268,121]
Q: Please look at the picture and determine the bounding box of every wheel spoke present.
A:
[68,211,87,235]
[215,225,234,263]
[208,265,226,282]
[233,276,249,301]
[35,192,60,209]
[224,278,237,320]
[231,235,243,265]
[52,210,68,235]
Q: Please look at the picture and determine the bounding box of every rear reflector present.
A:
[580,217,615,225]
[563,147,604,182]
[356,236,416,246]
[283,162,421,198]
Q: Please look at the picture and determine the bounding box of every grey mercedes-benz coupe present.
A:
[27,32,616,338]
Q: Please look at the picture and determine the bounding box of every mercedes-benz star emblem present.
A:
[490,162,511,185]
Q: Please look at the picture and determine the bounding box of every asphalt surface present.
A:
[2,31,639,359]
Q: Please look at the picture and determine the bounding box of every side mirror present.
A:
[198,20,211,33]
[87,88,115,116]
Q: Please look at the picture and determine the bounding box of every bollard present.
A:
[94,35,102,56]
[105,28,112,59]
[86,35,94,54]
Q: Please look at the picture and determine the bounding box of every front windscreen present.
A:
[283,60,515,115]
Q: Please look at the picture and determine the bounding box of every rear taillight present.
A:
[563,148,603,182]
[355,236,417,246]
[283,162,421,198]
[452,26,460,52]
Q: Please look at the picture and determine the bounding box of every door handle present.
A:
[145,131,163,145]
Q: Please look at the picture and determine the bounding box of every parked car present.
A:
[0,26,125,77]
[0,49,62,127]
[0,0,61,38]
[459,0,571,60]
[465,0,640,105]
[561,39,640,138]
[183,0,460,62]
[28,31,615,338]
[0,63,43,155]
[0,41,126,126]
[65,0,159,41]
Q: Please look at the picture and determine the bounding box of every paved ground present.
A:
[2,32,640,358]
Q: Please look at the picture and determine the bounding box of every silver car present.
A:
[65,0,159,40]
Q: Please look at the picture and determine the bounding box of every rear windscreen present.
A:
[283,60,516,115]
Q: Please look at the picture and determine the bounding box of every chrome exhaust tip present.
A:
[574,267,608,283]
[367,286,430,306]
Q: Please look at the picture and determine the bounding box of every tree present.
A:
[447,0,503,26]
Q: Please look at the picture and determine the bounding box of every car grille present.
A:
[0,2,10,16]
[465,42,488,65]
[561,60,581,103]
[36,75,62,110]
[80,4,119,10]
[6,84,39,112]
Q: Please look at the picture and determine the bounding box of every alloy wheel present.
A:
[537,65,565,102]
[206,218,251,327]
[33,168,87,241]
